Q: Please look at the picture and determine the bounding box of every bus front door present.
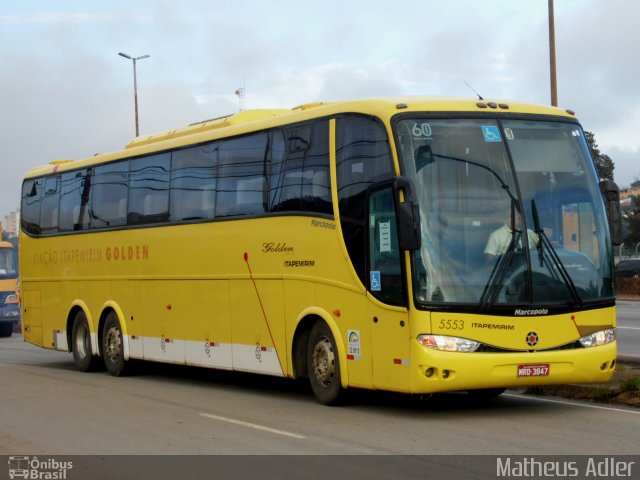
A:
[367,186,411,391]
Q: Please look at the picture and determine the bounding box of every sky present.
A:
[1,0,639,219]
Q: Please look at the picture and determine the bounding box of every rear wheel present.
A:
[307,321,345,405]
[102,312,130,376]
[71,311,101,371]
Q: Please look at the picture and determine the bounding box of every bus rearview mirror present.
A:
[394,177,421,251]
[599,179,622,246]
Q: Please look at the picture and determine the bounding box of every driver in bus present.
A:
[484,209,540,260]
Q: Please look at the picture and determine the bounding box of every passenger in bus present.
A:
[484,209,539,260]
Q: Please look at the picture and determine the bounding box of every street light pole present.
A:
[548,0,558,107]
[118,52,150,137]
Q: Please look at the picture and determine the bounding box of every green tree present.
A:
[625,195,640,245]
[585,131,615,180]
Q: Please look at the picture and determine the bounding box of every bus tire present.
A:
[102,311,130,376]
[0,323,13,337]
[307,321,345,405]
[71,311,100,372]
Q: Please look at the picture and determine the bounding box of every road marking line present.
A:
[504,393,640,415]
[198,413,306,439]
[617,326,640,330]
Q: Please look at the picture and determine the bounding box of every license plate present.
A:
[517,363,550,377]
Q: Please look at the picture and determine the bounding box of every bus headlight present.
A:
[579,328,616,348]
[5,294,18,304]
[417,334,480,352]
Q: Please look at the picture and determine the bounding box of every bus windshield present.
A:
[396,117,614,309]
[0,246,18,279]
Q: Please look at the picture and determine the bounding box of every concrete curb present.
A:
[618,355,640,366]
[617,296,640,302]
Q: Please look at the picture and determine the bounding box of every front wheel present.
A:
[71,310,101,371]
[0,323,13,338]
[307,322,345,405]
[102,312,130,376]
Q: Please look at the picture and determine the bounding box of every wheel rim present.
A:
[312,335,335,387]
[105,326,121,363]
[75,322,90,359]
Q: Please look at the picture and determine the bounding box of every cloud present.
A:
[0,12,113,25]
[607,147,640,186]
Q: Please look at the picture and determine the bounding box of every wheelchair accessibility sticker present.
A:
[481,125,502,142]
[370,271,381,291]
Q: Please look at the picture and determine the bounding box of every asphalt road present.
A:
[617,300,640,360]
[1,335,638,461]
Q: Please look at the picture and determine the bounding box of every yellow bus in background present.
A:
[19,97,621,404]
[0,225,20,337]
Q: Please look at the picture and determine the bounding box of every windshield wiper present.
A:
[423,153,518,204]
[480,229,522,310]
[531,199,583,307]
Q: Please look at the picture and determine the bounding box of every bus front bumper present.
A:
[410,342,617,394]
[0,303,20,322]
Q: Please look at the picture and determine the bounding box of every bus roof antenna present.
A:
[464,81,484,101]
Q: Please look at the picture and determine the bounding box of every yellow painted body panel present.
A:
[20,215,360,373]
[19,97,615,395]
[21,288,41,344]
[430,307,615,351]
[410,340,616,393]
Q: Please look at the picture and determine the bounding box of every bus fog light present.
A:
[425,367,435,378]
[579,328,615,348]
[417,334,480,352]
[442,369,450,379]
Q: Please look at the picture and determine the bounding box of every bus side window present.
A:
[170,143,218,221]
[216,133,268,217]
[300,121,331,214]
[270,120,331,215]
[336,115,394,286]
[129,154,170,225]
[39,176,60,235]
[93,161,129,228]
[21,178,43,235]
[59,170,91,232]
[268,130,286,209]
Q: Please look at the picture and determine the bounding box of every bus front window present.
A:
[505,119,614,303]
[0,247,17,278]
[396,117,614,309]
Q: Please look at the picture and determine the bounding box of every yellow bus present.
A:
[19,97,621,404]
[0,230,20,337]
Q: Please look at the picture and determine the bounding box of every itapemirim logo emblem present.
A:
[8,456,73,479]
[526,331,539,347]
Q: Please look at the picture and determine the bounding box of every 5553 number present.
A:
[438,319,464,330]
